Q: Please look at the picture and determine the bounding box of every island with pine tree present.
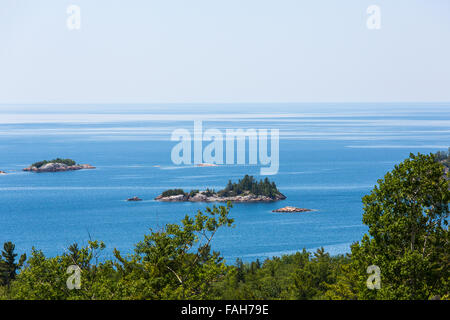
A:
[155,175,287,202]
[23,158,95,173]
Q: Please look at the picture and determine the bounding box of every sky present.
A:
[0,0,449,104]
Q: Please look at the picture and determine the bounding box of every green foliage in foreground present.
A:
[1,153,448,300]
[0,242,26,288]
[210,248,352,300]
[31,158,77,168]
[350,153,449,300]
[1,204,235,300]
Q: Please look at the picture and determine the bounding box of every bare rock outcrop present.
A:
[272,206,312,213]
[155,194,189,202]
[127,196,143,202]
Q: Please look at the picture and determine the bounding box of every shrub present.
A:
[31,158,77,168]
[161,189,186,197]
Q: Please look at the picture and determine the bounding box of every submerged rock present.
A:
[196,163,219,167]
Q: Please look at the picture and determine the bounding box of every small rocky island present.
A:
[273,206,312,213]
[0,170,6,175]
[155,175,287,202]
[23,158,95,173]
[127,196,143,202]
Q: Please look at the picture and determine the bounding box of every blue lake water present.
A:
[0,103,449,263]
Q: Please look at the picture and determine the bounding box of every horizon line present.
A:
[1,101,450,106]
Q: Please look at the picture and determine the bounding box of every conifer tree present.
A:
[0,242,26,287]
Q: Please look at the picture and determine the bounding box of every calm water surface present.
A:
[0,103,449,262]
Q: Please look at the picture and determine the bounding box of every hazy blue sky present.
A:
[0,0,449,104]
